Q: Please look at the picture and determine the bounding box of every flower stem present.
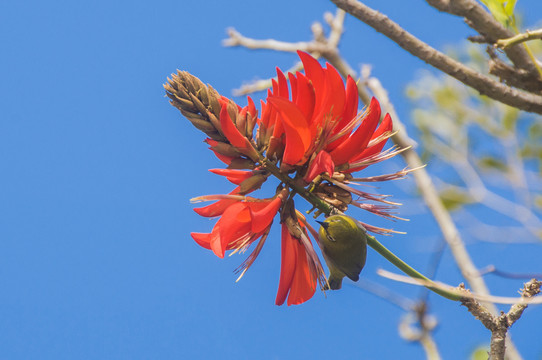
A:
[496,28,542,49]
[260,157,460,301]
[366,234,461,301]
[260,159,334,215]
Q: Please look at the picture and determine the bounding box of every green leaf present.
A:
[528,122,542,140]
[439,187,474,211]
[470,346,489,360]
[501,106,519,132]
[478,156,508,173]
[479,0,514,26]
[504,0,517,17]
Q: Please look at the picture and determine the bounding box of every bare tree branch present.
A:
[425,0,540,77]
[459,280,542,360]
[487,47,542,92]
[378,270,542,305]
[355,279,441,360]
[330,0,542,114]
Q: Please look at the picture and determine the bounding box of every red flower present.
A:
[275,222,318,306]
[191,194,283,258]
[168,51,405,305]
[262,52,394,179]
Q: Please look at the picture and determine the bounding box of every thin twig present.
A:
[330,0,542,114]
[378,269,542,305]
[496,29,542,49]
[398,303,441,360]
[354,279,441,359]
[224,28,328,53]
[426,136,542,237]
[224,10,357,89]
[477,265,542,280]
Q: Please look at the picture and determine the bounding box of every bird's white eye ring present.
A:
[326,233,335,242]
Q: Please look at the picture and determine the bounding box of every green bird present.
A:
[317,215,368,290]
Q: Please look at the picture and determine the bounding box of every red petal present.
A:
[267,97,311,165]
[191,231,240,256]
[191,232,212,250]
[336,75,359,133]
[213,202,251,257]
[292,72,315,126]
[260,98,271,128]
[219,202,251,229]
[246,96,257,118]
[271,108,284,139]
[288,72,298,103]
[193,186,242,217]
[320,64,345,121]
[352,113,393,162]
[276,68,289,98]
[303,150,335,183]
[193,199,238,217]
[208,225,224,258]
[346,113,393,173]
[249,197,282,233]
[275,224,297,306]
[325,77,359,152]
[213,152,234,165]
[220,104,247,149]
[298,51,325,110]
[205,139,235,165]
[271,79,279,96]
[209,168,253,185]
[287,238,317,306]
[329,97,381,165]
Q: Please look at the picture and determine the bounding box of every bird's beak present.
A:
[316,220,328,229]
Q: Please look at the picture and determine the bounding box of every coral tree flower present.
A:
[165,51,406,306]
[260,51,393,180]
[275,221,319,306]
[191,193,283,259]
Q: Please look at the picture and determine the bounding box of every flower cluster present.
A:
[165,51,407,305]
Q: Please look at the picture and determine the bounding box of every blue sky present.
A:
[1,0,541,359]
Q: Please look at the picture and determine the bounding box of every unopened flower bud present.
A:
[239,174,268,194]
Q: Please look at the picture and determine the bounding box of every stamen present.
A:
[351,201,409,221]
[348,146,411,170]
[234,229,270,282]
[328,178,402,206]
[359,221,406,235]
[350,166,425,182]
[190,194,248,203]
[366,130,398,148]
[298,231,329,291]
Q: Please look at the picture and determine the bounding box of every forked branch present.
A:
[330,0,542,114]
